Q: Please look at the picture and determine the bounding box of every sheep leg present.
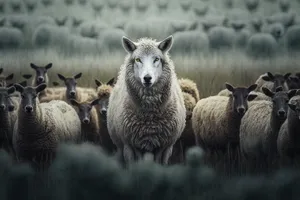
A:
[155,146,173,165]
[123,144,136,164]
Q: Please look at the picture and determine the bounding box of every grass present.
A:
[1,48,299,98]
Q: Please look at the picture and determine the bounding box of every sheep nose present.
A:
[25,105,33,113]
[70,91,76,97]
[82,118,90,124]
[143,75,152,83]
[8,105,14,112]
[100,108,107,116]
[38,77,44,82]
[278,110,286,118]
[0,104,5,110]
[237,107,245,114]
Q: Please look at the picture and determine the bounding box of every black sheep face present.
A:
[30,63,52,86]
[71,99,100,124]
[262,72,291,92]
[57,73,82,99]
[262,86,297,120]
[226,83,258,115]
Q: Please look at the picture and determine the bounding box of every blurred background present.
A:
[0,0,300,96]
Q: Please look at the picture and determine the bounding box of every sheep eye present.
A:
[154,58,159,63]
[135,58,141,63]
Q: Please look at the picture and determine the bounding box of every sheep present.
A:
[287,75,300,90]
[13,83,81,170]
[193,3,209,17]
[277,90,300,165]
[180,0,192,12]
[0,72,14,87]
[230,21,252,49]
[0,27,24,49]
[279,0,290,13]
[25,0,37,13]
[284,25,300,53]
[0,86,18,156]
[55,16,68,27]
[170,78,200,164]
[32,24,69,48]
[240,87,297,163]
[255,72,291,92]
[192,83,257,154]
[156,0,168,11]
[99,28,126,53]
[64,0,74,5]
[265,22,285,43]
[91,0,104,15]
[70,99,102,145]
[41,0,54,7]
[135,0,149,12]
[10,0,22,12]
[120,0,132,13]
[244,0,259,13]
[54,73,94,104]
[170,31,209,55]
[72,17,83,28]
[246,33,278,58]
[251,17,263,33]
[107,35,186,165]
[207,24,235,51]
[266,13,295,30]
[94,77,117,154]
[28,63,52,87]
[107,0,118,9]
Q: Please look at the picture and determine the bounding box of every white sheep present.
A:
[255,72,291,92]
[13,84,81,170]
[107,35,186,165]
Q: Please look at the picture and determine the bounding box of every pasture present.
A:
[1,0,300,199]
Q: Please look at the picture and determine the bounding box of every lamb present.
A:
[70,99,101,145]
[277,90,300,165]
[94,77,117,154]
[107,35,186,165]
[246,33,278,58]
[240,87,297,162]
[170,78,200,164]
[0,86,18,156]
[13,83,81,170]
[255,72,291,92]
[192,83,257,154]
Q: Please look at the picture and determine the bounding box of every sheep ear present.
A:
[57,74,66,81]
[35,83,47,93]
[5,73,14,81]
[30,63,38,70]
[70,99,79,107]
[22,74,32,79]
[247,94,257,101]
[45,63,52,70]
[107,77,115,86]
[95,79,102,87]
[74,73,82,79]
[248,84,257,92]
[262,75,271,81]
[262,87,274,97]
[275,86,283,92]
[7,86,15,94]
[225,83,234,92]
[14,83,24,93]
[19,81,27,87]
[91,98,100,106]
[0,68,3,74]
[288,89,297,99]
[284,73,291,80]
[158,35,173,53]
[288,103,297,111]
[52,81,60,86]
[122,36,137,53]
